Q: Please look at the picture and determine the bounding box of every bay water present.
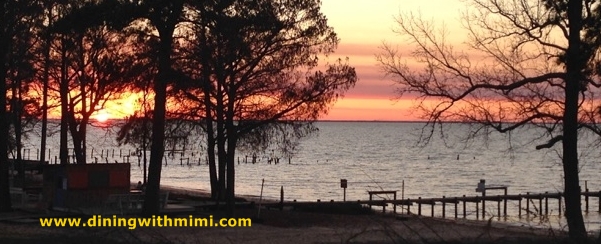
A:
[19,121,601,232]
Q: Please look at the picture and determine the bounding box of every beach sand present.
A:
[0,185,570,243]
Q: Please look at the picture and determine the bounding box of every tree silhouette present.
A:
[178,0,357,213]
[0,0,42,212]
[378,0,599,240]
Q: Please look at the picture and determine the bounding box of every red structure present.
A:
[43,163,130,209]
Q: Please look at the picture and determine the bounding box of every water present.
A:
[18,121,601,231]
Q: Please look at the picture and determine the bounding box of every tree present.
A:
[55,0,186,214]
[377,0,599,240]
[180,0,357,213]
[0,0,42,212]
[49,1,142,165]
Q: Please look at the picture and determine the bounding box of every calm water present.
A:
[19,121,601,231]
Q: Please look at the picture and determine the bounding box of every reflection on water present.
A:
[21,121,601,231]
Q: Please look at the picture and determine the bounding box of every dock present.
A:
[263,190,601,220]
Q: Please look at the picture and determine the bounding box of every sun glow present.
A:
[94,110,110,123]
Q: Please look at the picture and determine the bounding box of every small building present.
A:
[43,163,130,210]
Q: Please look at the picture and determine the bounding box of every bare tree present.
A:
[377,0,599,240]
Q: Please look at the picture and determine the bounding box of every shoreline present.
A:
[157,183,569,235]
[0,183,578,243]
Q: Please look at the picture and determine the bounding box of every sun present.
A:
[95,110,110,123]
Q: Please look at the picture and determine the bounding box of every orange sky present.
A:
[86,0,467,122]
[319,0,467,121]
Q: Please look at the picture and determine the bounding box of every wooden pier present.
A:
[264,190,601,220]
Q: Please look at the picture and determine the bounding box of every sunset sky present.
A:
[319,0,465,121]
[88,1,468,122]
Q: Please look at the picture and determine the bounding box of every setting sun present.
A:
[94,110,110,123]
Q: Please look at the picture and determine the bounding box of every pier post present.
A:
[585,188,589,212]
[418,197,422,216]
[526,192,530,215]
[442,196,446,218]
[393,191,397,214]
[407,198,411,214]
[482,190,486,218]
[503,188,507,216]
[280,186,284,211]
[559,194,562,215]
[476,201,479,219]
[454,197,458,219]
[538,194,542,215]
[544,192,548,215]
[497,197,500,218]
[430,202,434,217]
[518,194,522,217]
[462,195,466,218]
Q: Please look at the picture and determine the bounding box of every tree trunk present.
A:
[12,82,23,180]
[76,35,86,165]
[40,9,51,166]
[225,130,236,216]
[225,83,237,216]
[563,0,587,241]
[215,80,227,201]
[204,85,218,199]
[200,26,219,200]
[59,38,69,165]
[0,39,12,212]
[143,22,177,215]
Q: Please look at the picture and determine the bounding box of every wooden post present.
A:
[544,192,549,215]
[418,197,422,216]
[585,188,589,212]
[503,188,507,216]
[430,202,434,217]
[407,198,411,214]
[482,190,486,218]
[539,194,542,215]
[393,192,397,214]
[462,195,466,218]
[476,201,479,219]
[526,192,530,215]
[442,196,446,218]
[518,194,522,217]
[497,197,500,218]
[280,186,284,211]
[454,197,458,219]
[559,194,562,215]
